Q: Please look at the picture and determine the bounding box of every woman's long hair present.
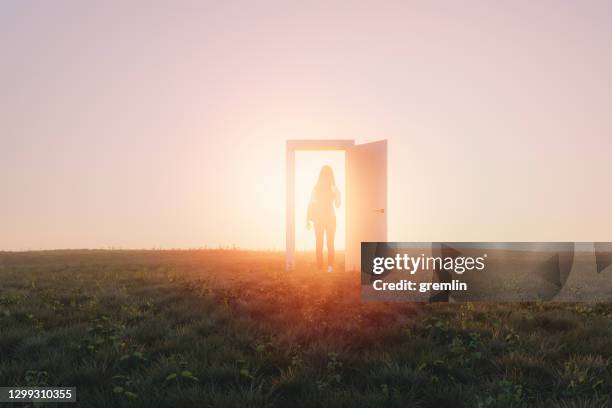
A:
[315,165,336,196]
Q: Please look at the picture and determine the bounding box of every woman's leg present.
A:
[314,223,324,269]
[326,219,336,267]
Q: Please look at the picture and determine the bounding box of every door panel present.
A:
[346,140,387,271]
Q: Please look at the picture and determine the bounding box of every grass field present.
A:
[0,250,611,407]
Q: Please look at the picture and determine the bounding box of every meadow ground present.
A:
[0,250,611,407]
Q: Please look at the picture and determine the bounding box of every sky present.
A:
[1,1,612,250]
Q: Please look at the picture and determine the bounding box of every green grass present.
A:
[0,250,611,407]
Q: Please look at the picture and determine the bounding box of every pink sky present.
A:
[1,1,612,250]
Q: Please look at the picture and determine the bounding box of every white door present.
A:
[345,140,387,271]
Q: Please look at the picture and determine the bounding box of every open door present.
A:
[345,140,387,271]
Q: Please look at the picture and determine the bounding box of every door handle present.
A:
[374,208,385,214]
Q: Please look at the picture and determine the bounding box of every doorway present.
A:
[286,139,387,272]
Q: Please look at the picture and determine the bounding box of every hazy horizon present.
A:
[2,1,612,250]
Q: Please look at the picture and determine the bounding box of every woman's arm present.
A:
[333,186,341,208]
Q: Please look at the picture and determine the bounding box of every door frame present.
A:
[286,140,354,271]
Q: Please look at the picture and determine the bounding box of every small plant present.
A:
[560,359,605,397]
[466,332,484,360]
[449,337,466,356]
[72,316,123,355]
[119,351,148,370]
[166,268,178,283]
[424,317,451,342]
[314,352,344,391]
[254,341,267,354]
[112,375,138,401]
[26,313,44,331]
[236,360,255,381]
[253,337,275,356]
[163,359,199,384]
[459,303,475,328]
[165,370,200,384]
[24,370,48,387]
[476,379,523,408]
[321,352,343,389]
[466,332,481,349]
[112,386,138,401]
[504,329,520,346]
[573,305,594,316]
[290,351,304,368]
[0,293,23,306]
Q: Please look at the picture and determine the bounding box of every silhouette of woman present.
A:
[307,165,341,272]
